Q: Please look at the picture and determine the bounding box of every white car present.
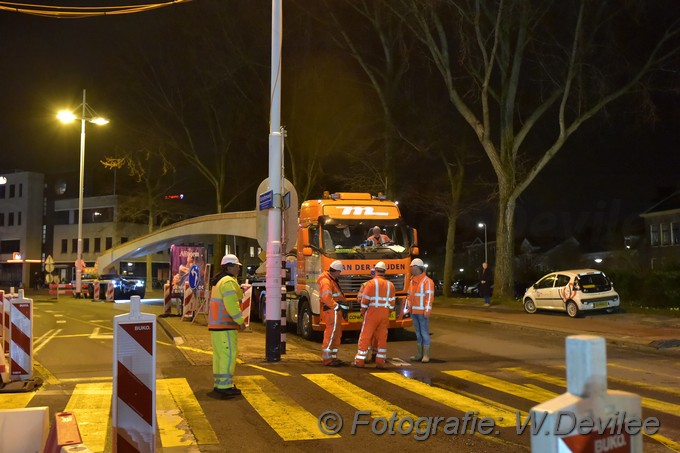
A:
[522,269,620,318]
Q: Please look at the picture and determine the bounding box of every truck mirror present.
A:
[303,246,313,256]
[301,228,310,246]
[409,227,418,246]
[411,246,419,255]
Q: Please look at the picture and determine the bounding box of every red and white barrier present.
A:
[93,281,101,301]
[0,345,8,384]
[163,283,172,315]
[48,283,76,297]
[9,289,33,380]
[241,284,252,327]
[106,282,114,302]
[44,411,84,453]
[112,295,156,452]
[1,290,9,354]
[181,281,194,321]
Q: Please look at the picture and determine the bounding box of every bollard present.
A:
[280,285,287,354]
[93,281,100,301]
[112,295,156,452]
[181,281,194,321]
[163,283,172,315]
[106,282,114,302]
[529,335,643,452]
[9,289,33,380]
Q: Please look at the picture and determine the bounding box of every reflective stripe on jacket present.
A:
[407,273,434,315]
[318,271,345,311]
[361,276,395,310]
[208,275,244,330]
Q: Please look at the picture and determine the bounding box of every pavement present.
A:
[146,295,680,362]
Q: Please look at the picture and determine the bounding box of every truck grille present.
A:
[338,274,405,294]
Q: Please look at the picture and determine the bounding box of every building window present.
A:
[650,224,660,247]
[661,223,670,246]
[8,212,14,226]
[72,239,78,253]
[106,237,112,249]
[672,223,680,246]
[0,212,4,226]
[83,238,90,253]
[121,237,128,244]
[0,185,5,198]
[94,238,101,253]
[0,240,20,253]
[9,184,15,198]
[61,239,68,253]
[19,184,22,197]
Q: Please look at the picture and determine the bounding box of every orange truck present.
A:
[251,192,418,340]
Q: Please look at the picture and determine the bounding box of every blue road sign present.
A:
[189,264,200,289]
[259,190,274,210]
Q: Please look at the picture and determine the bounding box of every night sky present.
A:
[1,1,679,252]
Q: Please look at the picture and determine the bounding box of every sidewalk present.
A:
[148,297,680,360]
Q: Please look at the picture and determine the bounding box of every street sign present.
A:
[283,191,291,209]
[259,190,274,210]
[255,178,298,253]
[189,264,200,289]
[45,255,55,273]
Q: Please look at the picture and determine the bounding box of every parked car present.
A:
[450,279,475,296]
[522,269,619,318]
[84,274,146,300]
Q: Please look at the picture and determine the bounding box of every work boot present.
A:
[410,344,423,362]
[215,386,242,397]
[421,345,430,363]
[366,350,376,364]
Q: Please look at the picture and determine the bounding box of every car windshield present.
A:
[311,218,411,259]
[577,273,612,291]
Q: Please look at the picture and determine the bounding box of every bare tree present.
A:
[397,0,680,297]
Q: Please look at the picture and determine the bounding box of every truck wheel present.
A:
[258,291,267,325]
[299,300,315,340]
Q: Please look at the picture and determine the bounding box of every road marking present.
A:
[33,359,60,385]
[65,382,112,452]
[609,362,680,383]
[33,328,62,354]
[445,370,557,401]
[304,373,417,420]
[0,391,36,409]
[157,378,218,447]
[235,375,339,441]
[89,327,113,340]
[245,364,290,376]
[372,372,517,427]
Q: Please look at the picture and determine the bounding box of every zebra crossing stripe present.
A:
[445,370,557,402]
[65,382,113,453]
[235,375,340,441]
[303,373,418,420]
[372,372,517,428]
[157,378,219,447]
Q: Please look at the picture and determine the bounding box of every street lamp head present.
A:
[90,117,109,125]
[478,222,485,228]
[57,110,77,123]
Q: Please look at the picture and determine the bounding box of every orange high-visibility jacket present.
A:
[208,275,244,330]
[407,273,434,315]
[318,271,345,310]
[360,275,395,312]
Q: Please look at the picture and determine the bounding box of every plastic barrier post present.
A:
[529,335,643,452]
[9,289,33,380]
[112,295,156,453]
[0,406,49,452]
[44,411,84,453]
[241,284,252,328]
[1,290,8,354]
[163,283,172,315]
[106,282,114,302]
[93,281,100,301]
[280,285,287,354]
[181,282,193,322]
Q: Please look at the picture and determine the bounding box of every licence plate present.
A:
[347,311,397,322]
[594,301,609,308]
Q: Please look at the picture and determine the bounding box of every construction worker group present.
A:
[318,258,434,368]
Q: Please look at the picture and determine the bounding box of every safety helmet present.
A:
[330,260,343,271]
[221,254,241,266]
[374,261,387,271]
[410,258,425,268]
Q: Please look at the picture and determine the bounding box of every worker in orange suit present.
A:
[406,258,435,362]
[366,226,391,246]
[354,261,395,368]
[357,269,379,363]
[319,260,347,366]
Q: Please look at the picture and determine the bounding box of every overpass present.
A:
[96,211,257,271]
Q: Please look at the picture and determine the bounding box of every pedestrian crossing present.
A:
[1,365,679,452]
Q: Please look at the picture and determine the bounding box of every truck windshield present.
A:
[317,219,410,259]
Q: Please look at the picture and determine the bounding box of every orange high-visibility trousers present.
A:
[322,309,343,365]
[355,308,389,367]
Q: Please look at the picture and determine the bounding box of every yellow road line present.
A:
[445,370,557,402]
[0,392,36,409]
[371,372,516,428]
[177,345,212,355]
[65,382,112,453]
[609,362,680,382]
[157,378,218,447]
[235,375,339,441]
[33,359,60,385]
[304,373,417,420]
[246,364,290,376]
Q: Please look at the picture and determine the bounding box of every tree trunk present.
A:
[442,211,457,297]
[494,182,517,299]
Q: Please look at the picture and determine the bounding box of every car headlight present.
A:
[135,280,144,287]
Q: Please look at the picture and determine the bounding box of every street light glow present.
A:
[478,222,484,228]
[57,110,76,123]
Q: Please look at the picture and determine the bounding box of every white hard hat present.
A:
[221,254,241,266]
[410,258,425,268]
[374,261,387,271]
[330,260,343,271]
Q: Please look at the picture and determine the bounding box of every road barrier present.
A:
[1,290,9,354]
[181,281,194,322]
[93,280,101,301]
[241,284,252,327]
[9,290,33,381]
[0,406,49,452]
[48,283,78,297]
[530,335,643,452]
[163,283,172,315]
[106,282,114,302]
[112,295,156,452]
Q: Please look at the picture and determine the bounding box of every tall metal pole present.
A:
[484,224,488,263]
[265,0,283,362]
[75,89,86,298]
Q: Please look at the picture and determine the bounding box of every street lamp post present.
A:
[58,89,109,298]
[478,222,488,263]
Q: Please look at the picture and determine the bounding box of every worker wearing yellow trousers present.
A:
[209,254,246,397]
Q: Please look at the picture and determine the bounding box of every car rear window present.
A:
[577,273,611,292]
